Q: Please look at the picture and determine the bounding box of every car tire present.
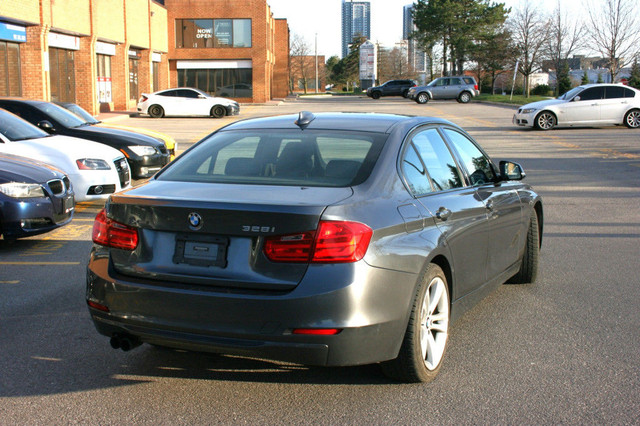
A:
[371,91,381,100]
[381,263,449,383]
[507,210,540,284]
[458,91,472,103]
[402,89,410,98]
[534,111,556,130]
[416,93,429,104]
[148,105,164,118]
[623,109,640,128]
[211,105,226,118]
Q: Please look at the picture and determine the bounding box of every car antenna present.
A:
[294,111,315,129]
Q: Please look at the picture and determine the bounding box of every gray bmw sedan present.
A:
[86,112,543,383]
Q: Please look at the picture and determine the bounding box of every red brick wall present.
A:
[165,0,289,103]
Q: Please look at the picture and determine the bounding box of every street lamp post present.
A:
[315,33,318,94]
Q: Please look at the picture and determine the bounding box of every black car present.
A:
[366,79,417,99]
[0,152,74,240]
[0,99,170,179]
[86,112,542,383]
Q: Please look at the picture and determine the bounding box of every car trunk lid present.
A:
[105,181,353,292]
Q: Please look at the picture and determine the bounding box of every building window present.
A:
[96,54,112,103]
[178,68,252,98]
[153,61,159,92]
[0,41,21,96]
[129,50,140,100]
[49,47,75,103]
[176,19,251,48]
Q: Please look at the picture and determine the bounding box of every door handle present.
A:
[435,207,452,221]
[486,200,494,211]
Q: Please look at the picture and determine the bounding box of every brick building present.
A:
[0,0,289,115]
[290,55,326,93]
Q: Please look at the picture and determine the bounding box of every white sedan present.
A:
[137,88,240,118]
[0,109,130,202]
[513,83,640,130]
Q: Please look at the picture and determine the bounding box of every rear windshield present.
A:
[157,129,388,187]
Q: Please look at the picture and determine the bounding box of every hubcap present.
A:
[538,113,554,129]
[627,111,640,128]
[420,276,449,370]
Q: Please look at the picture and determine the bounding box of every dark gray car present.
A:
[86,112,543,383]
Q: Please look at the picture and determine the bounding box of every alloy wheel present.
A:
[420,276,449,370]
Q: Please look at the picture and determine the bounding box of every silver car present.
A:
[513,83,640,130]
[86,112,542,383]
[408,76,480,104]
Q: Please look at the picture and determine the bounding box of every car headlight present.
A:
[0,182,46,198]
[521,108,537,114]
[76,158,111,170]
[127,145,158,156]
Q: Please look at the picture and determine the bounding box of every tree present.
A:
[581,70,590,84]
[469,28,513,94]
[547,2,585,96]
[289,33,312,93]
[587,0,640,82]
[508,1,551,97]
[628,58,640,89]
[412,0,509,76]
[556,61,571,95]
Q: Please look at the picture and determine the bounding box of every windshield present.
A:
[61,103,100,124]
[558,86,583,100]
[33,103,87,128]
[157,129,388,187]
[0,109,50,141]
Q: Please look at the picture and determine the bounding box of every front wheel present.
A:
[535,111,556,130]
[210,105,226,118]
[371,91,381,100]
[402,89,410,98]
[623,109,640,128]
[507,210,540,284]
[381,264,450,383]
[416,93,429,104]
[148,105,164,118]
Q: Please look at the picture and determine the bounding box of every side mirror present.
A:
[572,95,581,102]
[500,161,526,181]
[37,120,55,133]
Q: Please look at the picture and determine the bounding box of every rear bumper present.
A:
[86,251,418,366]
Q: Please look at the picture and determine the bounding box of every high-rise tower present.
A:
[341,0,371,58]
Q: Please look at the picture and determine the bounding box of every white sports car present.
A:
[137,87,240,118]
[0,109,130,202]
[513,83,640,130]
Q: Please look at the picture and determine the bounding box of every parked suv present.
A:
[408,76,479,104]
[366,80,417,99]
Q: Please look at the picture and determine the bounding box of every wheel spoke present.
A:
[428,280,444,314]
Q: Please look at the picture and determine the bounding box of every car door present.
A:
[429,78,448,99]
[600,86,630,124]
[442,127,524,280]
[447,77,463,99]
[561,86,604,125]
[156,90,179,115]
[176,89,210,116]
[405,126,490,298]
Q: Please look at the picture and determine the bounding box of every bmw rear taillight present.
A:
[92,209,138,250]
[264,221,372,263]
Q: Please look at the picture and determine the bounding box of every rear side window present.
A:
[411,128,463,191]
[605,86,625,99]
[158,130,387,187]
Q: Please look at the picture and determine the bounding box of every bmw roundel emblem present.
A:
[188,212,202,229]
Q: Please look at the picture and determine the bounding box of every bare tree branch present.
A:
[587,0,640,81]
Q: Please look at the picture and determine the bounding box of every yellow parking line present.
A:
[0,262,80,265]
[0,280,20,284]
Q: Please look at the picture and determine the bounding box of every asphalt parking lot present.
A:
[1,97,639,424]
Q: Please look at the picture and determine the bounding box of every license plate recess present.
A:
[173,234,228,268]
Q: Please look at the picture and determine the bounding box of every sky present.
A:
[267,0,585,59]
